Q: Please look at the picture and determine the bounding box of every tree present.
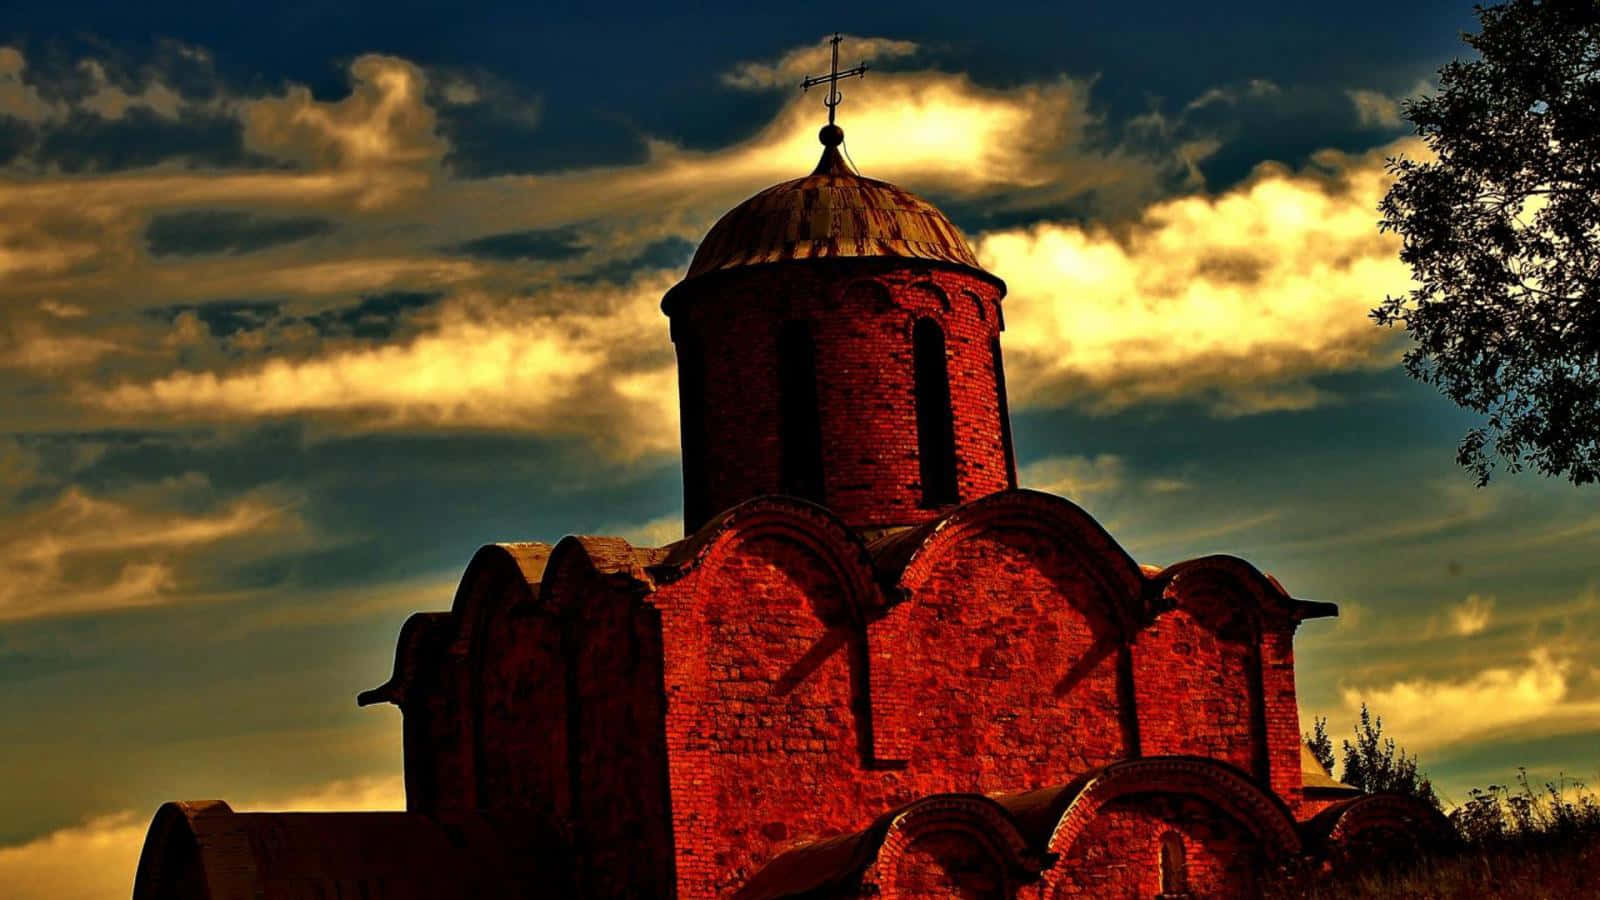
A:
[1305,715,1336,774]
[1374,0,1600,485]
[1339,703,1440,808]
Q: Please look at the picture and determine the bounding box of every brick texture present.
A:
[668,260,1014,533]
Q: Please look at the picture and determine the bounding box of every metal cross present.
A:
[801,33,868,126]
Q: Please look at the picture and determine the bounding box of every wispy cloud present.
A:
[721,34,920,90]
[0,478,300,621]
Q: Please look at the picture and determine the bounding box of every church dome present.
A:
[679,130,995,287]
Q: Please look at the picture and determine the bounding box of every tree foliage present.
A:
[1305,715,1337,774]
[1339,703,1440,808]
[1374,0,1600,485]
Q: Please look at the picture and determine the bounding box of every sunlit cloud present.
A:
[88,279,681,459]
[0,479,300,621]
[1449,594,1495,636]
[985,137,1426,416]
[1338,647,1600,753]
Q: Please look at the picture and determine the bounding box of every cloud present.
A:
[0,775,404,900]
[722,35,920,90]
[1346,81,1433,130]
[1449,594,1495,636]
[1346,89,1403,129]
[1019,454,1126,498]
[144,210,334,257]
[1339,648,1600,753]
[606,512,683,548]
[88,278,682,459]
[985,138,1425,415]
[0,480,299,621]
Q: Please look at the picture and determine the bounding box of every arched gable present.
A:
[864,794,1051,899]
[659,494,879,622]
[879,489,1144,629]
[1046,757,1302,856]
[133,800,243,900]
[651,496,887,897]
[1304,793,1456,866]
[1152,555,1337,626]
[867,489,1145,774]
[736,794,1049,900]
[1042,757,1302,899]
[1146,555,1338,804]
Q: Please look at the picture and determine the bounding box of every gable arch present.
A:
[883,489,1145,632]
[866,489,1147,773]
[1153,554,1323,627]
[1305,793,1456,867]
[864,794,1051,899]
[660,494,880,624]
[1048,756,1303,859]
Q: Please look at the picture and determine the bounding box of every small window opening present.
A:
[991,337,1017,488]
[778,320,826,503]
[914,318,959,506]
[1159,831,1189,896]
[678,333,711,530]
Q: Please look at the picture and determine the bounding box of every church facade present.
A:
[133,120,1451,899]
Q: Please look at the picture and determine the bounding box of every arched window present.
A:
[991,337,1017,489]
[913,318,959,507]
[778,320,826,503]
[1159,831,1189,896]
[677,331,711,530]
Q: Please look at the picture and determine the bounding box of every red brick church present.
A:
[133,84,1450,899]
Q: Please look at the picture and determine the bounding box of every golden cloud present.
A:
[986,138,1427,415]
[1338,647,1600,753]
[89,279,682,459]
[0,481,298,621]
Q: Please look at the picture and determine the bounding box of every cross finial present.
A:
[801,33,868,135]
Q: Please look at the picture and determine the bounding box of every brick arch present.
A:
[1153,555,1316,627]
[904,280,952,313]
[864,794,1051,899]
[1046,757,1303,859]
[866,489,1146,772]
[662,494,881,624]
[885,489,1145,630]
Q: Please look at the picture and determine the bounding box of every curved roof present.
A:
[674,135,999,294]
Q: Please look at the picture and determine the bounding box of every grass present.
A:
[1268,770,1600,899]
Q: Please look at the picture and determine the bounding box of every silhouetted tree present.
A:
[1374,0,1600,485]
[1305,715,1337,773]
[1340,703,1440,808]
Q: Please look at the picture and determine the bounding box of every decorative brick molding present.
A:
[1047,757,1303,858]
[863,794,1053,899]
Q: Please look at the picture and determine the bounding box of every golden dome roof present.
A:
[675,128,998,292]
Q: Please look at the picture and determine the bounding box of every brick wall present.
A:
[669,260,1014,532]
[894,526,1132,790]
[1042,794,1264,899]
[1133,601,1266,778]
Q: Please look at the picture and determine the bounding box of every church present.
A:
[132,51,1451,899]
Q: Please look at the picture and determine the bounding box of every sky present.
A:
[2,2,1597,896]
